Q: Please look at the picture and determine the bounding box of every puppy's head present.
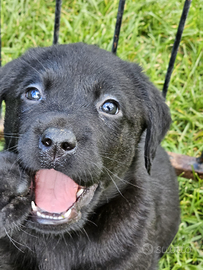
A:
[0,43,171,233]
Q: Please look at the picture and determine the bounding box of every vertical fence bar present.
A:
[162,0,192,99]
[53,0,62,45]
[112,0,126,55]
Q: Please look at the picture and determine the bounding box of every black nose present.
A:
[40,127,77,158]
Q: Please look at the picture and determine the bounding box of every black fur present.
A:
[0,43,180,270]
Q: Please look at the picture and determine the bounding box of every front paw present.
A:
[0,151,31,237]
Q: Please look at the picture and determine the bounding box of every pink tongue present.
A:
[35,169,78,213]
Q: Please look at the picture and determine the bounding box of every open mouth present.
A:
[31,169,98,225]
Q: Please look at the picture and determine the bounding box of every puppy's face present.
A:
[0,43,170,234]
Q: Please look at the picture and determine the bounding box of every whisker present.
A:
[4,228,25,253]
[17,222,37,239]
[81,228,90,241]
[32,55,47,72]
[99,153,128,166]
[12,222,33,251]
[1,145,18,152]
[9,158,19,171]
[19,58,42,76]
[2,132,22,135]
[104,166,144,190]
[2,135,21,139]
[104,168,126,199]
[85,218,98,227]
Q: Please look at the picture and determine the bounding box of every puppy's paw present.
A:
[0,151,31,238]
[0,151,29,206]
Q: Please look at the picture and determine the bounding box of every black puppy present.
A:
[0,43,180,270]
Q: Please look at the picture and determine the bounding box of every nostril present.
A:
[60,141,76,151]
[40,127,77,155]
[41,137,52,147]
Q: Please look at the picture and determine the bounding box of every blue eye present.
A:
[101,100,119,115]
[25,88,42,101]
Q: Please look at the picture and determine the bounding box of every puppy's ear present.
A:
[126,63,171,174]
[0,59,19,96]
[143,84,171,174]
[0,61,15,104]
[0,59,20,144]
[0,62,13,119]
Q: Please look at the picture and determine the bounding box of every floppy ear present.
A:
[0,61,15,122]
[0,59,21,149]
[0,60,15,104]
[0,59,19,94]
[126,63,171,174]
[143,84,171,174]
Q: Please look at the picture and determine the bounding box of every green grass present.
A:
[1,0,203,268]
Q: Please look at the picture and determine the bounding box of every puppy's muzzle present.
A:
[39,127,77,159]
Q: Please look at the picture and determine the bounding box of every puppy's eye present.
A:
[25,88,42,101]
[100,100,119,115]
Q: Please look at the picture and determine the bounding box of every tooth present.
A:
[64,208,72,218]
[37,211,42,217]
[31,201,38,212]
[77,188,84,198]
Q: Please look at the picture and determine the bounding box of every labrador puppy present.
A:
[0,43,180,270]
